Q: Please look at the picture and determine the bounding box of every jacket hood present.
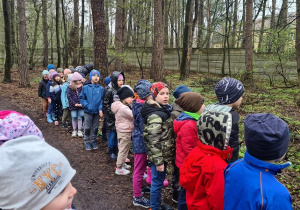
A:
[173,112,196,135]
[110,71,125,90]
[111,100,123,115]
[172,101,184,113]
[141,99,170,122]
[204,103,232,112]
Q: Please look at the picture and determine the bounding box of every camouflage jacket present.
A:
[141,100,175,166]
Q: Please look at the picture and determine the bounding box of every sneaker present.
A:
[72,131,77,138]
[141,186,150,194]
[84,142,92,151]
[115,167,130,175]
[133,196,150,208]
[91,141,98,150]
[77,131,83,138]
[54,121,59,126]
[122,163,131,169]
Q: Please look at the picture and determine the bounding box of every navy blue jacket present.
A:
[224,151,292,210]
[80,84,104,114]
[132,100,147,154]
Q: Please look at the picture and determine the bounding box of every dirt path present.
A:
[0,97,176,210]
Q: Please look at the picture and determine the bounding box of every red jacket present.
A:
[173,113,199,168]
[180,143,233,210]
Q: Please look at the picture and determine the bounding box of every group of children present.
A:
[0,68,293,210]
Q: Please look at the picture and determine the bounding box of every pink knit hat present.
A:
[49,71,58,80]
[64,68,72,75]
[0,111,43,146]
[72,72,83,81]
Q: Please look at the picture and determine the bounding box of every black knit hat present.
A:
[117,85,134,101]
[215,77,244,104]
[245,113,290,160]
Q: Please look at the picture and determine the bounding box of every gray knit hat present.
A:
[0,136,76,210]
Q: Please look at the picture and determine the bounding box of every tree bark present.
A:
[10,0,17,67]
[42,0,48,68]
[231,0,238,48]
[70,0,79,66]
[151,0,165,81]
[80,0,85,64]
[61,0,68,67]
[164,0,169,48]
[56,0,61,67]
[296,0,300,87]
[244,0,253,82]
[205,0,210,48]
[17,0,29,87]
[2,0,12,82]
[91,0,108,81]
[258,0,267,52]
[277,0,288,51]
[115,0,125,70]
[197,0,204,48]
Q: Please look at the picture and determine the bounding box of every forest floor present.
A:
[0,67,300,209]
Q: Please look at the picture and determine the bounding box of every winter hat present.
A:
[117,85,134,101]
[89,70,101,80]
[173,85,192,99]
[72,72,83,81]
[64,68,71,75]
[118,74,124,80]
[49,71,58,80]
[214,77,245,104]
[67,74,73,83]
[244,113,290,160]
[197,110,232,150]
[47,64,55,71]
[150,82,169,98]
[42,70,49,76]
[80,72,86,78]
[56,68,63,73]
[0,136,76,210]
[70,68,75,73]
[135,79,152,99]
[83,63,94,72]
[0,111,43,147]
[104,76,111,86]
[51,72,60,80]
[176,92,204,113]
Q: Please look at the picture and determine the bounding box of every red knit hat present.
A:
[150,82,169,98]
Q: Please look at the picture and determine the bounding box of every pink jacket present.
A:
[111,101,134,133]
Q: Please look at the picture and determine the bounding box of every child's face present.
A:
[123,96,134,105]
[232,96,243,109]
[155,87,169,105]
[41,182,77,210]
[43,74,49,80]
[91,74,99,84]
[117,79,124,88]
[197,104,206,115]
[54,76,61,82]
[59,72,64,77]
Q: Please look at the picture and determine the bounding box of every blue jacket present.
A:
[224,151,292,210]
[61,82,70,109]
[80,84,104,114]
[132,100,147,154]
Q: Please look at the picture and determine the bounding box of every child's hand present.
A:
[156,164,164,172]
[99,110,103,118]
[48,98,51,104]
[75,103,82,107]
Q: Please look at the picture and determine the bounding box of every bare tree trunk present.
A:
[61,0,68,67]
[2,0,12,82]
[258,0,267,52]
[241,0,246,48]
[80,0,85,64]
[197,0,204,48]
[277,0,288,51]
[151,0,165,80]
[231,0,238,48]
[244,0,253,82]
[17,0,29,86]
[296,0,300,87]
[10,0,17,67]
[115,0,125,70]
[71,0,79,66]
[164,0,169,47]
[56,0,61,67]
[169,0,174,48]
[50,8,54,64]
[105,0,110,47]
[91,0,108,81]
[29,0,42,69]
[42,0,48,67]
[205,0,210,48]
[268,0,276,52]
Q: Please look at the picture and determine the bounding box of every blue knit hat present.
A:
[215,77,245,104]
[89,70,101,80]
[245,113,290,160]
[173,85,191,99]
[135,79,152,99]
[42,70,49,76]
[47,64,55,71]
[104,76,111,86]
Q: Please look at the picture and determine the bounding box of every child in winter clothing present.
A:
[47,64,55,71]
[111,85,134,175]
[0,110,44,146]
[204,77,244,163]
[224,113,292,210]
[61,74,73,129]
[57,68,64,81]
[38,70,49,116]
[80,70,104,150]
[67,72,84,138]
[49,72,63,126]
[132,80,152,208]
[46,70,57,123]
[140,82,175,210]
[0,133,77,210]
[103,71,125,160]
[173,92,205,210]
[101,76,112,141]
[180,110,233,210]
